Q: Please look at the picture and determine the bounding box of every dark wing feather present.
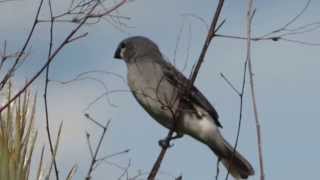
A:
[161,60,222,128]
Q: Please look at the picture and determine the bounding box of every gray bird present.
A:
[114,36,254,179]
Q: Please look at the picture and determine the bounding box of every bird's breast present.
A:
[127,62,178,129]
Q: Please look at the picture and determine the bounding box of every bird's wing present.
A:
[161,60,222,128]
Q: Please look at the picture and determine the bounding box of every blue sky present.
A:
[1,0,320,179]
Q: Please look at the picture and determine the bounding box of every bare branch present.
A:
[172,19,185,66]
[215,158,220,180]
[147,1,226,180]
[281,38,320,46]
[213,1,320,46]
[67,32,89,43]
[84,113,105,129]
[215,33,320,46]
[84,113,111,180]
[50,70,126,109]
[220,73,241,96]
[0,0,44,89]
[47,122,63,180]
[181,13,209,31]
[43,0,59,179]
[86,132,95,159]
[0,0,128,113]
[224,60,248,180]
[96,149,130,162]
[117,159,131,180]
[189,0,225,84]
[66,165,78,180]
[245,0,265,179]
[263,0,311,37]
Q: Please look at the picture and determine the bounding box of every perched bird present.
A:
[114,36,254,179]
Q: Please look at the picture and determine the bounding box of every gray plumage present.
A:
[114,36,254,179]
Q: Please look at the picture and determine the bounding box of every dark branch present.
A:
[147,1,226,180]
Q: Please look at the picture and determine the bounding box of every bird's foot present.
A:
[158,133,183,148]
[158,139,173,148]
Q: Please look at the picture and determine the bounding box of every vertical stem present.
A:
[44,0,59,179]
[245,0,265,179]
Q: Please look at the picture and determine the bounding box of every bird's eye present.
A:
[119,42,127,58]
[120,42,126,49]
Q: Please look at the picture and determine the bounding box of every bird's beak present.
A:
[114,46,122,59]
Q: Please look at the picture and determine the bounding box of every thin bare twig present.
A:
[67,32,89,43]
[262,0,311,37]
[182,23,192,72]
[245,0,265,180]
[51,70,126,108]
[66,165,78,180]
[173,19,185,66]
[281,38,320,46]
[117,159,131,180]
[43,0,59,179]
[220,73,241,96]
[85,113,105,128]
[0,41,26,71]
[43,20,58,180]
[47,122,63,179]
[181,13,209,31]
[189,0,225,84]
[0,0,44,89]
[0,0,128,113]
[213,1,320,46]
[215,33,320,46]
[86,132,95,158]
[223,60,248,180]
[96,149,130,162]
[215,158,220,180]
[85,113,111,180]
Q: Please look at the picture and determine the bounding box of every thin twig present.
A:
[86,132,95,158]
[219,73,241,96]
[224,60,248,180]
[245,0,265,179]
[85,113,105,128]
[215,158,220,180]
[43,0,59,179]
[189,0,225,84]
[262,0,311,37]
[0,0,128,113]
[182,23,192,72]
[0,0,44,89]
[67,32,89,43]
[47,122,63,179]
[173,19,185,66]
[215,33,320,46]
[118,159,131,180]
[66,165,78,180]
[96,149,130,162]
[85,114,111,180]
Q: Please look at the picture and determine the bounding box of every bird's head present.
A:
[114,36,161,62]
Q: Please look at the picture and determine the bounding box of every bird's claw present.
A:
[158,139,173,148]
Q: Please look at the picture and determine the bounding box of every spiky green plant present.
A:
[0,84,37,180]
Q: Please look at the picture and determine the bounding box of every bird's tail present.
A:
[208,135,254,179]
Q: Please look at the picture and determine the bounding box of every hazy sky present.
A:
[0,0,320,179]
